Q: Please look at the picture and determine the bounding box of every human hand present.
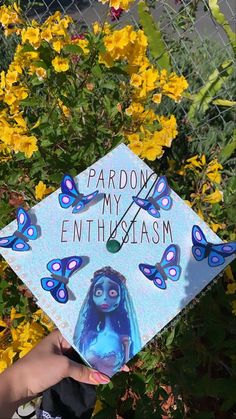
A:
[0,329,129,418]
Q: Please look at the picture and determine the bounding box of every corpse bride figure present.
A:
[73,266,141,377]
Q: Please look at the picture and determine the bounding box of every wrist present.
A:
[0,362,32,418]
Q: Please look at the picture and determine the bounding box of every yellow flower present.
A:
[52,39,65,53]
[33,309,55,331]
[197,208,204,220]
[125,102,144,117]
[21,27,41,49]
[71,38,89,55]
[185,154,204,169]
[0,3,21,36]
[231,300,236,316]
[226,283,236,295]
[203,189,223,204]
[6,70,18,85]
[224,266,234,282]
[141,140,164,161]
[209,221,225,232]
[4,91,17,106]
[14,135,38,158]
[160,70,188,102]
[0,260,8,275]
[206,158,223,184]
[99,0,134,11]
[52,56,69,72]
[184,200,193,207]
[35,67,47,80]
[0,347,16,372]
[41,27,53,42]
[98,52,114,68]
[10,307,24,321]
[127,133,143,156]
[92,400,104,416]
[35,181,54,200]
[152,93,162,104]
[58,99,71,118]
[93,22,101,35]
[130,74,142,87]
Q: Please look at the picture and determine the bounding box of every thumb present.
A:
[66,359,111,385]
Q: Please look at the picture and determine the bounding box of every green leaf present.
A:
[209,0,236,53]
[100,81,116,90]
[92,64,103,78]
[63,44,83,54]
[20,44,36,53]
[218,136,236,163]
[33,60,48,70]
[166,327,175,347]
[212,99,236,107]
[188,60,233,122]
[138,1,171,71]
[20,97,42,107]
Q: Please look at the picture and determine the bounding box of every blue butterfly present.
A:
[139,244,181,290]
[0,208,38,252]
[132,176,172,218]
[41,256,83,304]
[59,174,99,213]
[192,225,236,267]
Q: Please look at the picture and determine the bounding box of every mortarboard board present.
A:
[0,144,235,377]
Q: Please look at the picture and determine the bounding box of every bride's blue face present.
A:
[93,276,121,312]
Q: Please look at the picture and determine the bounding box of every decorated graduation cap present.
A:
[0,144,235,378]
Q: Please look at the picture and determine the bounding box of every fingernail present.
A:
[122,365,130,372]
[90,371,110,384]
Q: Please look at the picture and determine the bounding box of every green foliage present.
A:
[188,60,234,122]
[208,0,236,54]
[138,1,171,72]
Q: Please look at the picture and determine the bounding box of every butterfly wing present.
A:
[47,259,63,276]
[208,251,225,267]
[13,237,30,251]
[147,205,160,218]
[23,225,38,240]
[73,190,99,213]
[16,208,38,242]
[61,256,83,279]
[160,244,181,282]
[41,277,68,304]
[132,196,150,210]
[192,225,207,261]
[164,265,181,281]
[208,242,236,267]
[0,235,16,249]
[16,208,31,233]
[152,176,169,199]
[157,195,172,211]
[59,174,79,209]
[139,263,166,289]
[151,176,172,212]
[0,234,30,251]
[59,193,76,209]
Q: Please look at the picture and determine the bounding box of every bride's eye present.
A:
[95,288,103,297]
[109,289,118,298]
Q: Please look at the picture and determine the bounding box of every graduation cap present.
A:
[0,144,235,378]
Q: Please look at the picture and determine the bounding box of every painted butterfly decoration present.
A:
[132,175,172,218]
[192,225,236,267]
[139,244,181,290]
[59,174,99,213]
[41,256,83,303]
[0,208,38,252]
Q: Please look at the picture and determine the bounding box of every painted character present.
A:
[73,266,141,377]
